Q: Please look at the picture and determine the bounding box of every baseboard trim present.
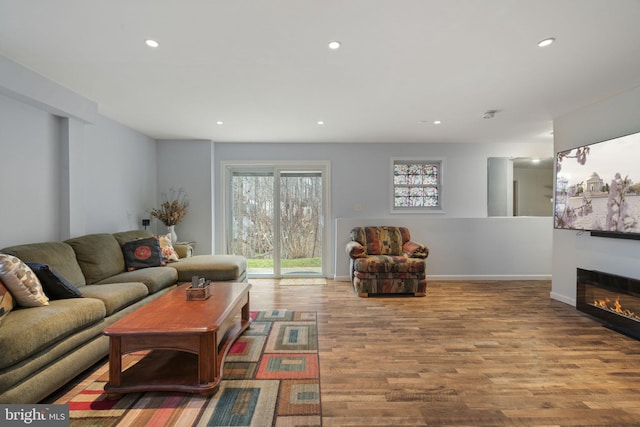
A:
[427,274,552,281]
[550,292,576,306]
[333,274,552,282]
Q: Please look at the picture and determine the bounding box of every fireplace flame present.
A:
[593,297,640,322]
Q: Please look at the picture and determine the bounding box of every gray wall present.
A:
[0,55,157,247]
[214,141,554,279]
[0,52,556,281]
[156,140,214,254]
[513,166,553,216]
[551,85,640,305]
[0,94,62,244]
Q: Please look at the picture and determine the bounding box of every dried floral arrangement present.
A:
[150,188,189,226]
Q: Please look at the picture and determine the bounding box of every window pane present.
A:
[231,172,274,274]
[393,160,441,209]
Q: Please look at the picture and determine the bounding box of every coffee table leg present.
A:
[199,332,216,386]
[106,336,123,399]
[242,294,250,322]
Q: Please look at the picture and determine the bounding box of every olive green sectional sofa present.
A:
[0,230,246,404]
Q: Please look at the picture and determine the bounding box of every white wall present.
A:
[551,85,640,305]
[0,55,157,247]
[215,141,553,278]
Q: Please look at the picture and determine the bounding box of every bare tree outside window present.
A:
[230,170,323,275]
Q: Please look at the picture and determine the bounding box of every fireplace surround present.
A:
[576,268,640,340]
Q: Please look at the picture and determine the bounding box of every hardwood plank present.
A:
[248,279,640,426]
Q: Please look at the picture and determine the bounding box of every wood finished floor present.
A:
[250,279,640,426]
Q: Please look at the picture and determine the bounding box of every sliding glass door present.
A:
[226,163,326,277]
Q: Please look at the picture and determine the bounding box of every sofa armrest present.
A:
[403,240,429,259]
[346,241,367,259]
[173,244,193,259]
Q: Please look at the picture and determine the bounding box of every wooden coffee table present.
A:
[103,281,251,398]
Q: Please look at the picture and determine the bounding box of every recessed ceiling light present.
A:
[328,41,341,50]
[216,121,223,125]
[537,37,555,47]
[145,39,159,48]
[433,120,441,125]
[317,121,325,125]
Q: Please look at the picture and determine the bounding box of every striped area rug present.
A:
[53,310,320,427]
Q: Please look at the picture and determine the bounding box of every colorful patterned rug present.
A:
[53,310,320,427]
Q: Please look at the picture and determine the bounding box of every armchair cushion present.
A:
[353,255,426,274]
[350,226,404,256]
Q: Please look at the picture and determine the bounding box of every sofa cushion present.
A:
[65,234,125,284]
[0,298,106,370]
[26,263,83,300]
[0,282,15,325]
[352,255,426,274]
[80,283,148,316]
[97,267,177,294]
[169,255,246,282]
[173,243,193,259]
[0,254,49,307]
[121,237,164,271]
[112,230,153,245]
[0,241,86,287]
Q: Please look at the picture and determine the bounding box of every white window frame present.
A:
[390,157,445,213]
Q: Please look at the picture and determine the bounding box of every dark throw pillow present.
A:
[122,237,164,271]
[26,262,83,299]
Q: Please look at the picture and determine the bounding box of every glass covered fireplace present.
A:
[577,268,640,340]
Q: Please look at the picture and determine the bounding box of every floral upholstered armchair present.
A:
[346,226,429,297]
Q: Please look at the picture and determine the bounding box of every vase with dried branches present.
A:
[150,188,189,243]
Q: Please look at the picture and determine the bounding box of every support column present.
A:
[59,117,86,239]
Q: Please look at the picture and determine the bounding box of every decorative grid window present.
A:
[392,159,442,211]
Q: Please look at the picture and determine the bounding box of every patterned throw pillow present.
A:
[26,263,83,299]
[155,233,179,262]
[0,281,15,325]
[121,237,164,271]
[0,254,49,307]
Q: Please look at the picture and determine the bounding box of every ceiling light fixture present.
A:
[317,121,325,125]
[328,41,341,50]
[537,37,555,47]
[434,120,441,125]
[216,121,223,125]
[482,110,497,119]
[145,39,159,48]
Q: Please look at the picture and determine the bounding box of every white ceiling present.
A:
[1,0,640,144]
